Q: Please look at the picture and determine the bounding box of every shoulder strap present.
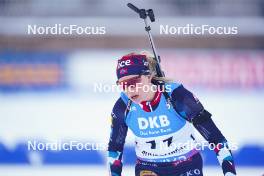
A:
[125,99,132,117]
[120,92,132,118]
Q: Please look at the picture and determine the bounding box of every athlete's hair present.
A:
[122,51,173,83]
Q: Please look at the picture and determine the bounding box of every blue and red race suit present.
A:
[107,82,236,176]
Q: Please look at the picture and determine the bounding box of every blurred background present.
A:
[0,0,263,175]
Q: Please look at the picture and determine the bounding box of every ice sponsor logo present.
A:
[138,115,170,130]
[117,58,149,69]
[117,59,131,69]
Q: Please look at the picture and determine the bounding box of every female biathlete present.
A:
[107,52,237,176]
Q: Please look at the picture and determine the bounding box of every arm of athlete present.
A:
[171,85,237,176]
[107,98,128,176]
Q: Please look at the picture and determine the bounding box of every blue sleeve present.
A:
[170,84,204,121]
[107,97,128,176]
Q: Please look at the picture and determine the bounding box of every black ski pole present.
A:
[127,3,165,78]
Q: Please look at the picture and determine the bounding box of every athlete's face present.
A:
[117,74,155,104]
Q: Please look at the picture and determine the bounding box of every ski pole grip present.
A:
[127,3,140,14]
